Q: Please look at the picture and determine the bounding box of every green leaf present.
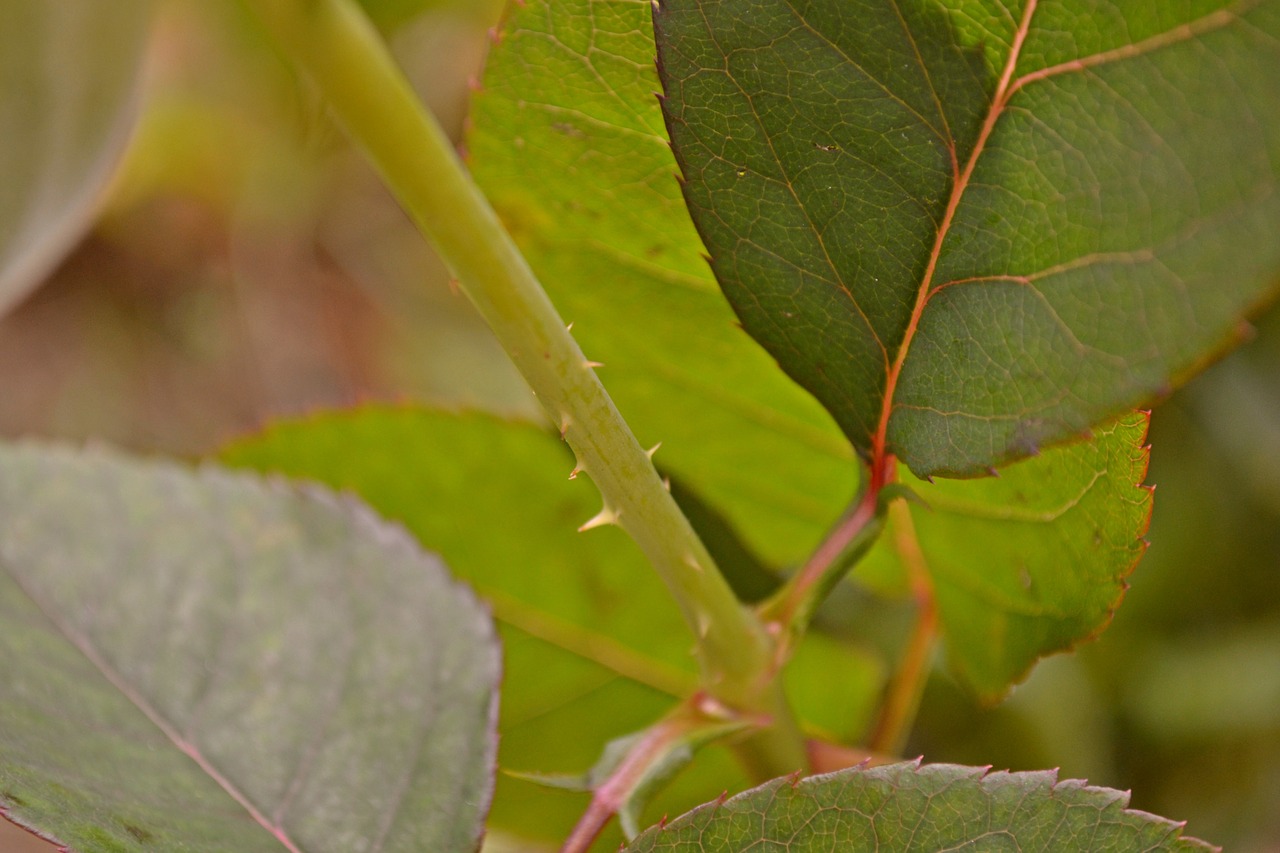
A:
[866,412,1152,700]
[624,760,1216,852]
[655,0,1280,477]
[220,405,884,844]
[0,1,153,317]
[0,444,499,853]
[469,0,854,570]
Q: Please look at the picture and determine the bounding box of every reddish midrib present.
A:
[869,0,1039,484]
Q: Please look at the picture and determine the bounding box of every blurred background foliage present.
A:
[1,0,1277,850]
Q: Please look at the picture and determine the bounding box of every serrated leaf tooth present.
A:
[662,476,672,492]
[646,441,662,459]
[584,360,605,369]
[682,552,703,573]
[565,321,574,332]
[568,462,584,480]
[559,413,572,439]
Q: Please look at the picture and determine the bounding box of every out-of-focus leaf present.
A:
[220,405,883,845]
[624,760,1216,852]
[655,0,1280,478]
[0,444,499,852]
[469,0,855,570]
[863,412,1152,701]
[1124,622,1280,738]
[0,1,153,316]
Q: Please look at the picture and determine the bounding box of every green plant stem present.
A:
[240,0,800,769]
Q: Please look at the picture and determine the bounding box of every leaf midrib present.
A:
[873,0,1257,475]
[871,0,1038,480]
[2,557,302,853]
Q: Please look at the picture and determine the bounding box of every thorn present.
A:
[682,553,704,573]
[584,360,605,369]
[696,611,711,638]
[569,462,584,480]
[715,790,728,806]
[658,814,669,829]
[559,414,572,439]
[466,74,483,92]
[695,694,732,718]
[646,441,662,459]
[662,476,671,492]
[985,466,1000,478]
[487,26,503,44]
[447,278,460,296]
[786,769,803,788]
[578,506,619,532]
[566,321,574,332]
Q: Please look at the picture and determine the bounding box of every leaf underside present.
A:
[471,0,1160,701]
[862,411,1152,701]
[469,0,856,572]
[655,0,1280,477]
[221,405,884,843]
[0,444,499,853]
[624,760,1216,852]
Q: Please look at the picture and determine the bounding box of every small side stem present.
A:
[868,499,938,755]
[241,0,793,751]
[759,454,893,649]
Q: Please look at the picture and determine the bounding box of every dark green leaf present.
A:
[0,444,498,853]
[655,0,1280,477]
[624,760,1216,852]
[0,2,152,316]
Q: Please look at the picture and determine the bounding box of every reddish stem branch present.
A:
[868,500,939,755]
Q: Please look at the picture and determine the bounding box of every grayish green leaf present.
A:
[0,1,153,316]
[0,444,499,853]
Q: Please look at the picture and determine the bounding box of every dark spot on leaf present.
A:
[122,822,154,843]
[550,121,585,138]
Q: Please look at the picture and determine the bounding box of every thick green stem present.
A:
[240,0,792,739]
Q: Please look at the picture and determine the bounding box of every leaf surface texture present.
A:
[0,445,498,853]
[655,0,1280,476]
[624,760,1215,851]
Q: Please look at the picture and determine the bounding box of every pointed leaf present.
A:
[863,412,1151,700]
[624,760,1216,852]
[0,2,152,316]
[469,0,854,570]
[655,0,1280,477]
[0,444,499,853]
